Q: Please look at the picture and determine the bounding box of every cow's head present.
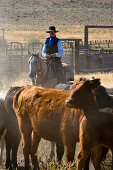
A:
[66,77,101,109]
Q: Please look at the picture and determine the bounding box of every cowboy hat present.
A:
[46,26,59,33]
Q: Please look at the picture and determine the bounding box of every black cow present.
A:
[0,94,7,165]
[4,86,21,169]
[94,85,113,108]
[0,97,6,138]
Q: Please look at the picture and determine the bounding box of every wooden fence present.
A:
[4,41,75,66]
[79,48,113,72]
[89,40,113,49]
[0,40,76,79]
[0,40,113,76]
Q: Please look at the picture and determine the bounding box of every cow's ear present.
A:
[89,78,101,89]
[28,51,31,55]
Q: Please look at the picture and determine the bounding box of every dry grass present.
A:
[0,71,113,94]
[0,0,113,43]
[3,25,113,43]
[0,0,112,28]
[75,71,113,89]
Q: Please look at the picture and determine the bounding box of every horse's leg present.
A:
[49,141,55,159]
[56,142,64,162]
[31,130,41,170]
[18,117,32,170]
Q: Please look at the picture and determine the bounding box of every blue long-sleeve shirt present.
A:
[42,37,63,57]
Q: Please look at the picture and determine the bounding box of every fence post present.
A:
[108,40,110,48]
[86,50,91,69]
[70,42,74,70]
[84,26,88,49]
[98,49,103,69]
[75,41,79,73]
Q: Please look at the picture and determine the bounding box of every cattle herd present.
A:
[0,77,113,170]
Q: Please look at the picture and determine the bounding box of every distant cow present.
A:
[66,77,113,170]
[4,86,21,169]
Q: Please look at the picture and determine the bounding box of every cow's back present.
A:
[13,86,80,142]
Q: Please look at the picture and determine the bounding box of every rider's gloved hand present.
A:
[45,54,50,59]
[50,54,56,58]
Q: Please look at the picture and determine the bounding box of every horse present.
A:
[28,51,74,87]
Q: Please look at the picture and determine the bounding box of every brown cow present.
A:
[13,85,86,169]
[66,77,113,170]
[13,85,108,170]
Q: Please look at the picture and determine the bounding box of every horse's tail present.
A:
[13,87,25,114]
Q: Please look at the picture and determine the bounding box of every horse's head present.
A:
[28,51,40,79]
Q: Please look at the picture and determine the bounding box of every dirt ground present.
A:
[0,140,96,170]
[0,140,112,170]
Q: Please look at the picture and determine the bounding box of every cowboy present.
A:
[42,26,66,84]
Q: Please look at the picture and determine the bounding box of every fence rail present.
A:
[79,48,113,72]
[89,40,113,49]
[0,40,113,74]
